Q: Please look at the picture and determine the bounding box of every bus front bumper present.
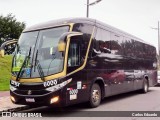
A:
[10,90,65,107]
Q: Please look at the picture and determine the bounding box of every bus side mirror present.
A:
[0,49,4,57]
[58,42,66,52]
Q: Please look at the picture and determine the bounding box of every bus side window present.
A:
[68,37,81,67]
[93,28,111,54]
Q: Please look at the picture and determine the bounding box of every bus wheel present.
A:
[89,83,101,108]
[142,79,149,93]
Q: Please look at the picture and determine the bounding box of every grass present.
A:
[0,55,12,91]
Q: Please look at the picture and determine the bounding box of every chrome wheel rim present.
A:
[144,82,148,92]
[92,90,100,103]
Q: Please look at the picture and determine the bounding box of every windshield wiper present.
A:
[34,50,45,81]
[16,47,31,81]
[37,60,45,81]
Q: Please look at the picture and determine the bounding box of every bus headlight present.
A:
[50,96,59,104]
[10,96,16,102]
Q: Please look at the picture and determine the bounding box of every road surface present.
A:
[1,86,160,120]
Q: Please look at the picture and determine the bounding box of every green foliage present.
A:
[0,55,12,91]
[0,13,25,45]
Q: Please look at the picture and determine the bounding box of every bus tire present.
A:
[89,83,101,108]
[141,79,149,93]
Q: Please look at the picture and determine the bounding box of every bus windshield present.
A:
[12,26,69,79]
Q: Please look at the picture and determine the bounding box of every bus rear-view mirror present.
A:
[58,42,66,52]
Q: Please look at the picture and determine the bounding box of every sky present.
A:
[0,0,160,52]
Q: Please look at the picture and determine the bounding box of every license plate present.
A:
[25,98,35,102]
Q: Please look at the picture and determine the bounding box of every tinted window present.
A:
[94,28,111,53]
[123,38,134,57]
[68,39,81,67]
[73,23,94,42]
[134,41,144,58]
[110,33,124,55]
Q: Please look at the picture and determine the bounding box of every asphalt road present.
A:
[2,86,160,120]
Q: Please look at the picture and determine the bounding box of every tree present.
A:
[0,13,26,45]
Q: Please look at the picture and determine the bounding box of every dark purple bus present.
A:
[9,18,157,108]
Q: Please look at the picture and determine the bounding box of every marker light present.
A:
[50,96,59,104]
[10,96,15,102]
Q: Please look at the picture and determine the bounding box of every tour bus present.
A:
[0,39,17,56]
[6,18,157,108]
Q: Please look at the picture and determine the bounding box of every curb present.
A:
[0,105,30,117]
[0,96,29,116]
[0,105,29,115]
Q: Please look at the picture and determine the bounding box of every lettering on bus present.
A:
[11,80,20,87]
[69,89,78,100]
[43,80,57,87]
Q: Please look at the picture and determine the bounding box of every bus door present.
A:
[66,36,88,105]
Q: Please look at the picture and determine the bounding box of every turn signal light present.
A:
[50,96,59,104]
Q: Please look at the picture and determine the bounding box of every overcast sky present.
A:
[0,0,160,52]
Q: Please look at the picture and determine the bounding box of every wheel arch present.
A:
[90,77,105,99]
[144,74,149,86]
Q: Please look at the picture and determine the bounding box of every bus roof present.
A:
[23,18,96,32]
[23,18,154,47]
